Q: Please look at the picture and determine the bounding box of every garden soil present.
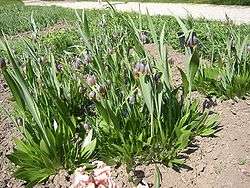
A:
[0,46,250,187]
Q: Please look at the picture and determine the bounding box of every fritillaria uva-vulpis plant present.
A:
[0,10,218,186]
[76,9,217,173]
[176,16,250,99]
[194,33,250,99]
[0,34,96,186]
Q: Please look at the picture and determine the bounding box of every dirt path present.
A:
[23,0,250,24]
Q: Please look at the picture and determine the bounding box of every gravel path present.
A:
[23,0,250,24]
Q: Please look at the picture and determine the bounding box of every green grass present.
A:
[0,0,23,6]
[0,3,77,36]
[0,1,249,60]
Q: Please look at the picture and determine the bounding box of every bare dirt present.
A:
[114,99,250,188]
[0,78,23,188]
[0,45,250,188]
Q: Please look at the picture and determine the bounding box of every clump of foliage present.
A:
[76,11,217,171]
[176,15,250,100]
[0,37,96,186]
[0,9,218,187]
[194,36,250,99]
[41,29,79,55]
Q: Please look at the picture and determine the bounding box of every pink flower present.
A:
[71,161,117,188]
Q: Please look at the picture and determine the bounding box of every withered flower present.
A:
[154,72,162,83]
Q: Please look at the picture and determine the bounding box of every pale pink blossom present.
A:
[71,161,117,188]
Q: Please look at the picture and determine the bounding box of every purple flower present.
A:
[86,75,97,86]
[185,32,198,48]
[56,64,63,72]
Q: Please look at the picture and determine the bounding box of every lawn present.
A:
[0,0,250,188]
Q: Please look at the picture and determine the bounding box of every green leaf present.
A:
[178,67,189,97]
[81,139,96,160]
[154,165,161,188]
[176,130,191,150]
[140,77,154,115]
[175,16,189,35]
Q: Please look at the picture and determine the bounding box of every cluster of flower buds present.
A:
[139,31,150,44]
[133,60,151,78]
[185,32,198,48]
[70,161,117,188]
[0,58,6,69]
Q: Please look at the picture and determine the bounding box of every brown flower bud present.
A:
[96,84,106,96]
[0,58,6,69]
